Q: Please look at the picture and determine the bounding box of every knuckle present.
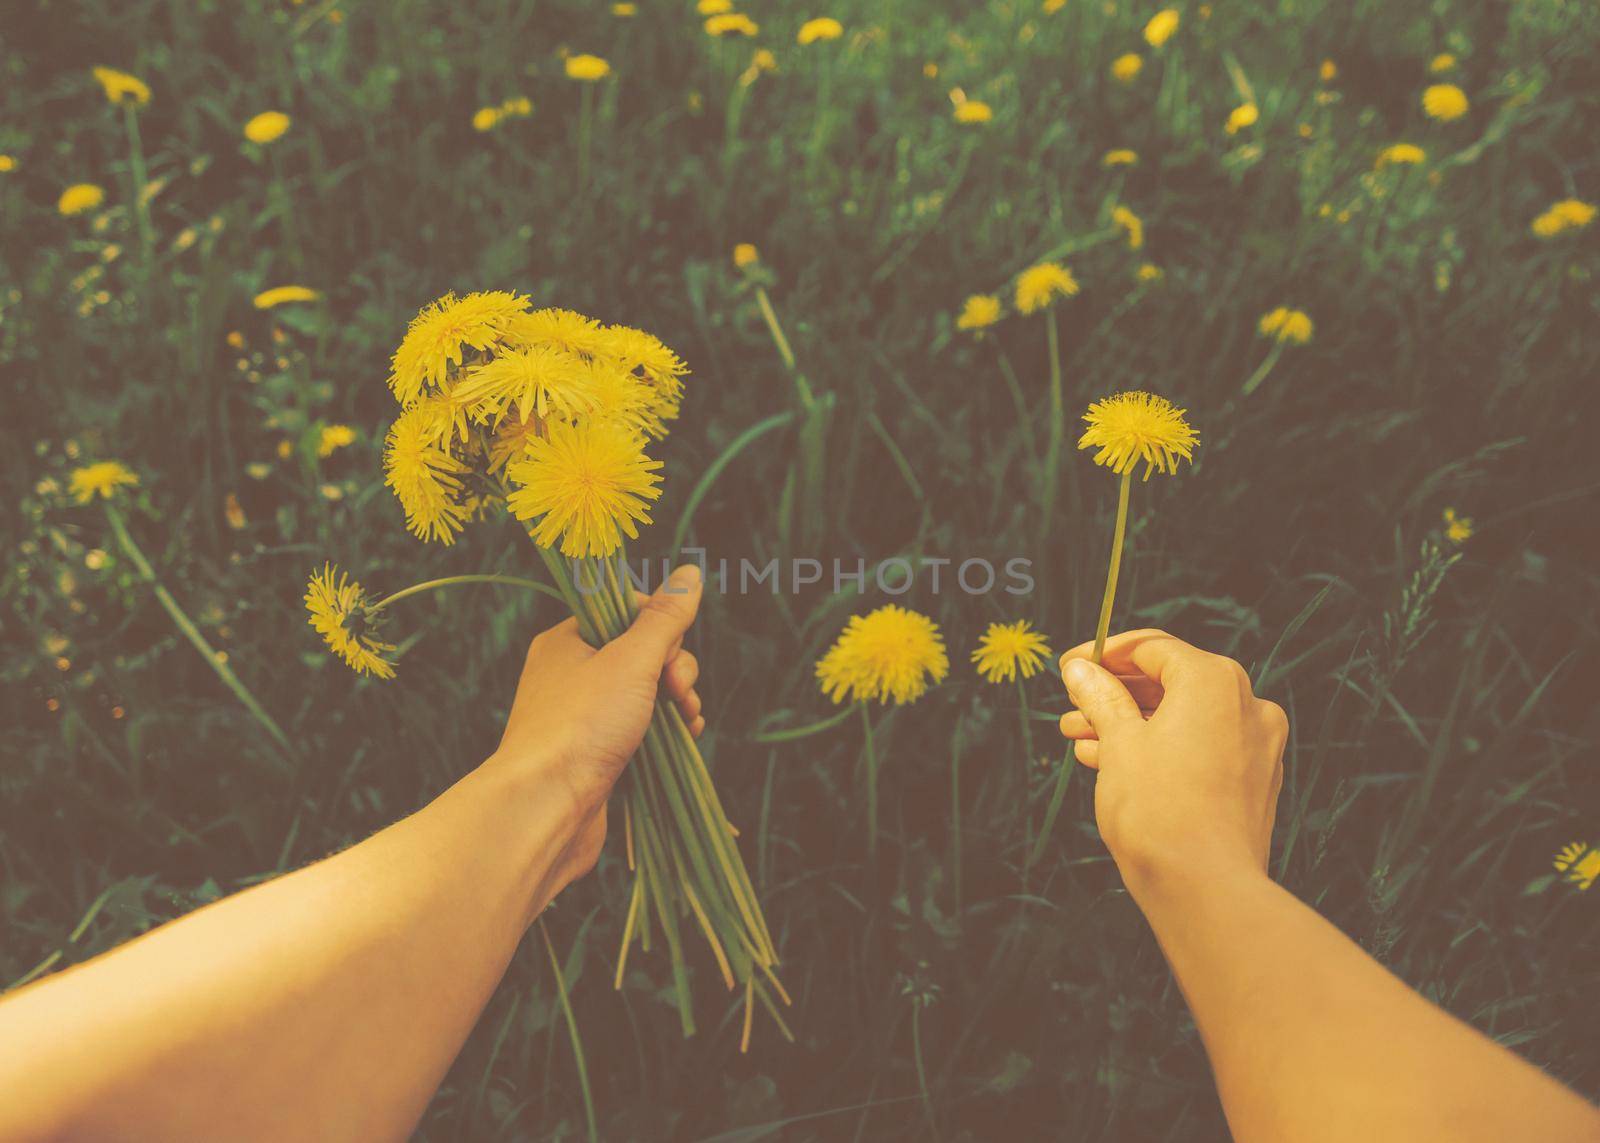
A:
[1258,699,1289,738]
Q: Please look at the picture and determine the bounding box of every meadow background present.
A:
[4,0,1599,1138]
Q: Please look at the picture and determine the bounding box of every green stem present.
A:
[1028,745,1077,868]
[912,1001,939,1140]
[1092,470,1134,665]
[1015,675,1035,767]
[1241,339,1285,396]
[861,702,879,863]
[755,285,802,384]
[1040,309,1065,536]
[995,347,1037,469]
[370,573,563,612]
[950,732,963,921]
[105,505,293,757]
[122,103,154,278]
[578,84,594,193]
[538,918,598,1143]
[752,703,856,743]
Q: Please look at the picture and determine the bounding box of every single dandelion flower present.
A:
[1442,507,1474,544]
[449,343,595,426]
[752,48,778,72]
[1422,83,1468,121]
[816,605,949,706]
[506,306,614,361]
[472,106,501,131]
[1553,841,1599,891]
[1530,199,1596,238]
[92,66,151,106]
[1015,262,1079,314]
[244,111,291,144]
[698,0,732,12]
[1044,0,1067,12]
[501,96,532,117]
[612,1,637,13]
[1112,204,1144,250]
[389,290,529,407]
[58,183,105,216]
[1111,53,1143,82]
[318,424,357,457]
[956,294,1002,333]
[505,420,663,558]
[1319,59,1338,82]
[602,324,689,427]
[954,99,993,124]
[304,564,397,679]
[254,285,321,309]
[972,620,1052,684]
[582,363,661,439]
[1258,306,1314,345]
[705,13,759,36]
[733,242,760,268]
[384,401,471,544]
[1376,143,1426,169]
[1136,262,1164,282]
[0,155,15,172]
[1225,101,1259,135]
[1102,148,1138,167]
[1428,53,1456,74]
[798,17,843,44]
[1143,8,1180,47]
[566,54,611,81]
[69,460,140,503]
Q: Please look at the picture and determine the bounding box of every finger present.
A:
[689,714,706,738]
[1074,738,1100,769]
[676,688,703,723]
[604,564,703,668]
[1061,658,1142,738]
[524,616,590,667]
[1115,674,1165,709]
[1059,711,1094,738]
[664,650,699,702]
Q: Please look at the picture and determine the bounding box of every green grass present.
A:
[3,0,1598,1138]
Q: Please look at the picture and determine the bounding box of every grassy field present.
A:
[4,0,1599,1138]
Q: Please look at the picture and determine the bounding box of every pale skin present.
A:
[1058,628,1600,1143]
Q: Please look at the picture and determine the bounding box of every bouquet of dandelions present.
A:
[305,291,788,1047]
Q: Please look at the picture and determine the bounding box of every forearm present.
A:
[0,754,578,1141]
[1133,866,1600,1143]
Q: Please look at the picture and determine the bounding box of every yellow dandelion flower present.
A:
[1442,507,1474,544]
[449,343,595,426]
[244,111,291,144]
[956,294,1002,333]
[317,424,356,457]
[1531,199,1596,238]
[1422,83,1468,121]
[1077,390,1198,480]
[954,99,993,124]
[304,564,397,679]
[705,13,759,36]
[612,1,638,13]
[0,155,15,172]
[582,364,662,439]
[798,17,843,44]
[1225,101,1259,135]
[505,420,663,558]
[733,242,760,268]
[1429,53,1456,74]
[1376,143,1426,169]
[1103,148,1138,167]
[254,285,321,309]
[92,66,151,106]
[388,291,529,407]
[384,401,471,544]
[1319,59,1338,82]
[1015,262,1079,314]
[1111,53,1143,82]
[58,183,105,216]
[1143,8,1180,47]
[1112,204,1144,250]
[486,416,545,473]
[68,461,139,503]
[816,605,950,706]
[1136,262,1164,282]
[566,54,611,81]
[501,96,532,117]
[972,620,1051,684]
[752,48,778,72]
[505,306,613,361]
[1258,306,1314,345]
[602,325,689,429]
[1044,0,1067,12]
[698,0,732,12]
[472,106,501,131]
[1553,841,1599,890]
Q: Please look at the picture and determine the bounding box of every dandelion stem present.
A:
[1092,469,1134,665]
[369,573,564,612]
[122,103,154,278]
[754,286,801,385]
[1041,309,1065,537]
[538,917,598,1143]
[578,84,595,193]
[1241,339,1285,396]
[911,1000,939,1141]
[1029,744,1076,868]
[861,702,879,862]
[1015,675,1036,768]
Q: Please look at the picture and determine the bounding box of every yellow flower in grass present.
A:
[613,1,637,13]
[1319,59,1338,82]
[254,285,321,309]
[1103,148,1138,167]
[1259,306,1313,345]
[450,343,595,426]
[506,306,612,361]
[244,111,291,144]
[472,107,501,131]
[798,17,843,44]
[69,461,139,503]
[1136,262,1164,282]
[58,183,105,216]
[1078,390,1198,480]
[698,0,732,12]
[1553,841,1599,890]
[1428,53,1457,74]
[1043,0,1067,12]
[1376,143,1426,169]
[733,242,760,268]
[92,66,150,106]
[1225,102,1259,135]
[1531,199,1596,239]
[304,564,397,679]
[816,605,949,706]
[1422,84,1468,121]
[603,325,689,413]
[972,620,1051,684]
[1015,262,1079,314]
[705,13,759,36]
[317,424,356,457]
[384,401,471,544]
[1442,507,1473,544]
[0,155,15,172]
[1112,205,1144,250]
[1111,53,1143,82]
[566,54,611,81]
[956,294,1002,333]
[954,99,993,124]
[506,420,663,557]
[388,291,529,407]
[1143,8,1179,47]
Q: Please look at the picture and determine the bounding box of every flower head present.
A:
[1531,198,1596,239]
[956,294,1002,333]
[506,420,663,557]
[69,461,139,503]
[92,66,150,106]
[1112,204,1144,250]
[449,343,595,427]
[254,285,321,309]
[305,564,397,678]
[388,291,529,407]
[1143,9,1180,47]
[0,155,15,173]
[1554,841,1599,891]
[1428,53,1456,74]
[1375,143,1426,169]
[733,242,760,268]
[705,13,759,36]
[798,17,843,44]
[972,620,1051,684]
[1422,83,1468,121]
[816,605,949,705]
[1078,390,1199,480]
[1111,53,1143,82]
[384,401,471,544]
[244,111,291,144]
[1103,148,1138,167]
[1225,101,1259,135]
[1319,59,1338,82]
[1258,306,1313,345]
[1136,262,1164,282]
[698,0,732,11]
[953,99,993,124]
[473,107,501,131]
[58,183,105,216]
[1015,262,1079,314]
[318,424,356,457]
[1442,507,1473,544]
[565,54,611,81]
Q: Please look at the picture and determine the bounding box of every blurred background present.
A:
[3,0,1597,1138]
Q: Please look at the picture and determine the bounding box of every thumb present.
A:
[1062,656,1142,740]
[609,563,703,668]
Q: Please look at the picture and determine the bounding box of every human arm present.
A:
[1058,629,1600,1143]
[0,564,705,1142]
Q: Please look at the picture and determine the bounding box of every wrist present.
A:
[1117,845,1271,921]
[464,751,591,920]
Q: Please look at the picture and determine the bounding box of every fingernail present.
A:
[667,563,702,593]
[1064,659,1092,690]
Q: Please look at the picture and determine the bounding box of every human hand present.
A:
[1057,629,1288,899]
